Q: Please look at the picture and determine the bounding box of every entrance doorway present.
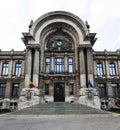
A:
[54,83,65,102]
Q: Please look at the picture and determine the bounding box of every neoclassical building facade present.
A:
[0,11,120,109]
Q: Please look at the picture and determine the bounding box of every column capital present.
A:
[86,45,93,51]
[34,44,40,50]
[26,44,40,50]
[26,45,32,50]
[78,44,92,51]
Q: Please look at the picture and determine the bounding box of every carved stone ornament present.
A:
[26,90,32,100]
[46,32,73,51]
[86,89,94,100]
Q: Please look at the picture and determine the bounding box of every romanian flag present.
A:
[29,81,35,88]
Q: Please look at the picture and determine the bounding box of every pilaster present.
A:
[65,79,69,97]
[107,82,113,97]
[5,82,11,98]
[9,60,13,78]
[49,81,54,96]
[51,53,54,72]
[64,53,68,72]
[105,59,109,78]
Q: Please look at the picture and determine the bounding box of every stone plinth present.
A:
[18,88,40,110]
[65,96,75,103]
[43,95,54,103]
[79,88,100,109]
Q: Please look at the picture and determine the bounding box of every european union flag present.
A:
[88,80,94,88]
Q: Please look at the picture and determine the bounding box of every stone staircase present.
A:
[9,102,110,115]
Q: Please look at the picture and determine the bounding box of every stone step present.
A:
[10,103,110,115]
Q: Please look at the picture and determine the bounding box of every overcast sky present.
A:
[0,0,120,51]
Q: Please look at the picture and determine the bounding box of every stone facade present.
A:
[0,11,120,110]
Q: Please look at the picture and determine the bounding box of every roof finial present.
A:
[85,21,90,32]
[29,20,33,31]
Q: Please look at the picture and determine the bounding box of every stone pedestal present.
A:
[79,88,100,109]
[18,88,40,110]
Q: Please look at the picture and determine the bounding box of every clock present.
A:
[57,41,62,46]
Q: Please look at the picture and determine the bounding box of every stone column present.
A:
[25,46,32,88]
[33,46,40,88]
[86,47,94,87]
[79,48,86,88]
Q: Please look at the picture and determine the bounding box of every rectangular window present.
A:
[15,63,22,76]
[109,63,116,76]
[0,84,6,97]
[45,84,49,95]
[98,84,107,97]
[11,84,20,97]
[45,58,51,73]
[69,84,74,95]
[2,63,9,75]
[112,84,118,97]
[54,58,64,74]
[68,58,73,73]
[97,63,103,76]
